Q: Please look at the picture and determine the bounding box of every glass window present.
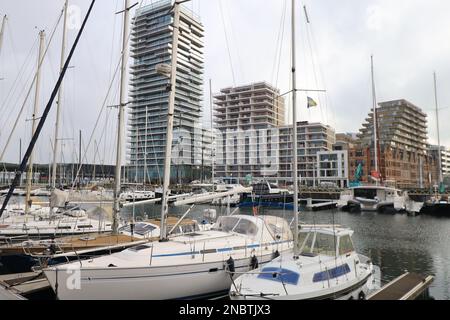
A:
[213,216,240,232]
[233,219,258,236]
[312,233,336,256]
[300,232,314,255]
[297,232,310,252]
[338,235,355,255]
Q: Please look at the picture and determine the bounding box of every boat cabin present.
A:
[296,226,355,257]
[211,215,292,242]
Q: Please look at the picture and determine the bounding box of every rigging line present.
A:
[270,0,286,84]
[303,3,336,127]
[218,0,236,86]
[0,60,35,126]
[303,9,326,124]
[5,18,21,76]
[224,0,244,83]
[0,36,38,117]
[71,0,146,188]
[0,0,96,217]
[275,2,288,89]
[0,7,65,163]
[70,54,122,189]
[304,23,325,123]
[272,0,288,88]
[108,0,120,82]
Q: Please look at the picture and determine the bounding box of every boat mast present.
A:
[25,30,45,214]
[291,0,299,257]
[51,0,69,189]
[370,55,379,185]
[0,0,96,218]
[160,0,182,241]
[433,72,443,186]
[0,15,7,58]
[209,78,214,191]
[112,0,130,234]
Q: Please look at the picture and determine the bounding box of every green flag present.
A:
[307,96,317,108]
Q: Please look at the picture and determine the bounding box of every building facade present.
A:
[429,145,450,183]
[351,99,438,188]
[214,81,285,131]
[215,120,335,186]
[128,0,207,183]
[316,150,348,188]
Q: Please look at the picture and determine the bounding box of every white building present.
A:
[215,121,335,186]
[316,150,348,188]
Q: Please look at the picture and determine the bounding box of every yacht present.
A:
[42,214,293,300]
[230,225,380,300]
[420,195,450,216]
[337,185,422,214]
[119,190,155,202]
[240,181,294,209]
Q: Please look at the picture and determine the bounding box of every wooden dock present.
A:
[367,272,434,300]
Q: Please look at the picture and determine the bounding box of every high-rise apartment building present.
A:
[128,0,205,183]
[214,81,285,131]
[351,99,438,188]
[429,145,450,179]
[277,122,335,185]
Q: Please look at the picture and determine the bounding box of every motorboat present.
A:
[420,195,450,216]
[240,181,294,209]
[119,190,155,202]
[337,185,422,214]
[229,225,381,300]
[42,214,293,300]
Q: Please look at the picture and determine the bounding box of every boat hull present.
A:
[44,252,279,300]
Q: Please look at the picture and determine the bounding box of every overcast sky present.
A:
[0,0,449,166]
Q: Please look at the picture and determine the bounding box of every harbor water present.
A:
[121,203,450,300]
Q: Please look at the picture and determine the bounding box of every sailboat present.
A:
[336,56,422,215]
[0,5,111,240]
[420,72,450,216]
[229,0,380,300]
[42,0,293,300]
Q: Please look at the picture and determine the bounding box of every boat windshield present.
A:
[338,235,355,255]
[232,218,258,236]
[213,216,258,236]
[297,231,337,257]
[213,216,240,232]
[354,188,377,199]
[177,222,200,234]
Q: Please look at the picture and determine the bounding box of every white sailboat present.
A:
[229,0,380,300]
[0,8,111,240]
[42,0,293,300]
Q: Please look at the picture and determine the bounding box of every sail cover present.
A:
[50,189,69,208]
